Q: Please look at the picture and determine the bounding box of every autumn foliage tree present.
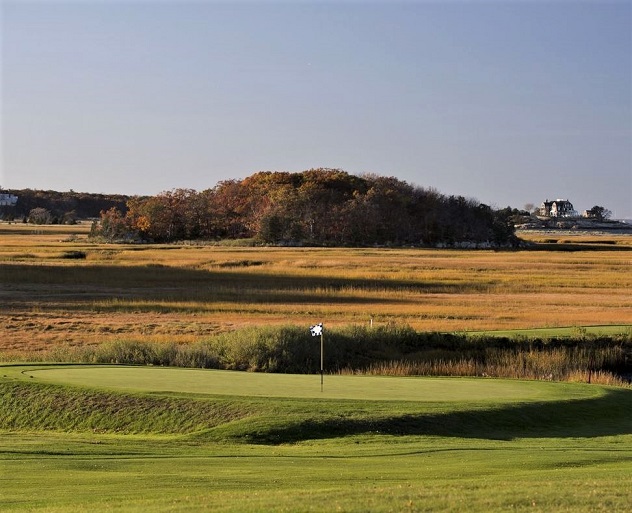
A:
[90,207,131,241]
[92,169,517,246]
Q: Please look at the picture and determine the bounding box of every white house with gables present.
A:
[539,199,578,218]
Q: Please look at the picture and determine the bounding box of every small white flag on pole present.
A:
[310,323,324,392]
[310,323,323,337]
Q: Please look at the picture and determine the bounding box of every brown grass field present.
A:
[1,223,631,353]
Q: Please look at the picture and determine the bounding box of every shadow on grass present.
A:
[527,243,632,252]
[239,389,632,444]
[0,263,467,308]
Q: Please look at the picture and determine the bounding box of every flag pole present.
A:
[320,329,324,392]
[310,323,324,392]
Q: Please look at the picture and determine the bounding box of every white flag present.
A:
[310,323,323,337]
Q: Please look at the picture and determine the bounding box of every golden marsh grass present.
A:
[1,223,631,351]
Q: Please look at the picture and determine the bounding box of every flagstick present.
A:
[320,330,324,392]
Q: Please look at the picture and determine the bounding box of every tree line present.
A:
[0,188,129,224]
[91,169,517,246]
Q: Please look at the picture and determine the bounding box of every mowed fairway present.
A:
[2,365,632,512]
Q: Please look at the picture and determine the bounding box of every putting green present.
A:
[23,365,600,403]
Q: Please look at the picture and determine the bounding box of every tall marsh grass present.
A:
[347,346,631,387]
[3,324,630,386]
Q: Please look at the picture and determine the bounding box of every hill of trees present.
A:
[90,169,517,247]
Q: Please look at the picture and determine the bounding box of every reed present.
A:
[346,348,630,387]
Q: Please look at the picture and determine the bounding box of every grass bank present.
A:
[1,364,629,442]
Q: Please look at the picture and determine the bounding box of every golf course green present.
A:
[2,364,631,512]
[21,365,594,402]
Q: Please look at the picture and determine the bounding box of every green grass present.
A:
[21,365,590,402]
[464,325,632,338]
[1,364,632,512]
[3,432,631,513]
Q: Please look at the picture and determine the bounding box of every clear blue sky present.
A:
[2,0,631,218]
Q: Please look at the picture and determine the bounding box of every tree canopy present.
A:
[585,206,612,221]
[91,169,517,247]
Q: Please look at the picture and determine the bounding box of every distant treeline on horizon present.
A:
[0,188,129,223]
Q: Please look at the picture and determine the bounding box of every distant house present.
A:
[539,199,578,218]
[0,193,18,206]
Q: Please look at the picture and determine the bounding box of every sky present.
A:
[1,0,631,218]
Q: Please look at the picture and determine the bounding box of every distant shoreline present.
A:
[516,217,632,234]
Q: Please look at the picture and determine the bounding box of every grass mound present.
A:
[0,380,250,435]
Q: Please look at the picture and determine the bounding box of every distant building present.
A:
[539,199,578,218]
[0,193,18,206]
